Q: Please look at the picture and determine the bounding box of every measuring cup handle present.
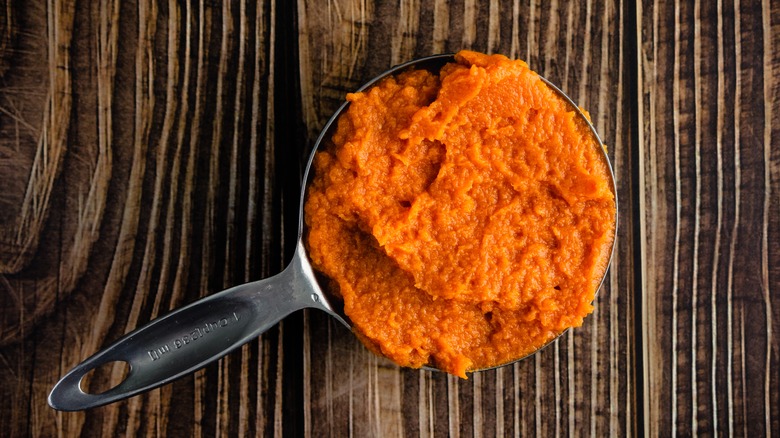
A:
[48,251,321,411]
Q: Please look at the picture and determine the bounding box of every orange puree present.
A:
[304,51,616,378]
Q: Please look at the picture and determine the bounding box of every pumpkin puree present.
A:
[304,51,616,378]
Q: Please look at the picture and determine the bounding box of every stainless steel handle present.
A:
[48,249,328,411]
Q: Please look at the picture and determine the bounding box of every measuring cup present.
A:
[48,54,617,411]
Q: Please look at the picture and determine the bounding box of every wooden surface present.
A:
[639,0,780,435]
[0,0,775,436]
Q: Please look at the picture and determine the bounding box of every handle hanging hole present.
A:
[79,361,131,395]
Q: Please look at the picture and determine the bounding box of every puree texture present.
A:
[304,51,616,378]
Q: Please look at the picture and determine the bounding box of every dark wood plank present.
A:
[297,0,637,436]
[638,0,780,434]
[0,0,283,435]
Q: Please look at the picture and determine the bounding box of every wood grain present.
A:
[297,0,637,436]
[0,0,776,436]
[638,0,779,435]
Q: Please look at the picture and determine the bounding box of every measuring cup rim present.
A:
[295,53,618,374]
